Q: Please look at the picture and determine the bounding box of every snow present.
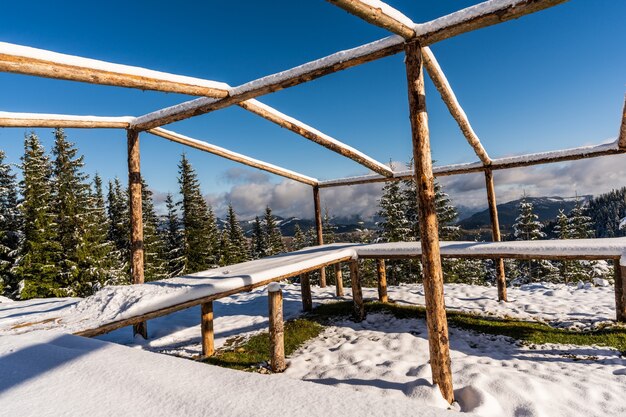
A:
[490,140,619,166]
[0,331,461,417]
[619,217,626,230]
[358,0,416,28]
[267,282,281,292]
[0,111,134,123]
[0,41,230,90]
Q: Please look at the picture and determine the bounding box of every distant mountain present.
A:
[458,196,591,232]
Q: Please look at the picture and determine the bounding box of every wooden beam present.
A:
[422,47,491,165]
[326,0,416,39]
[0,112,132,129]
[127,129,146,339]
[358,253,621,262]
[238,100,393,177]
[268,284,286,372]
[404,40,453,403]
[148,128,318,186]
[615,264,626,322]
[132,0,568,130]
[619,95,626,149]
[485,169,507,302]
[313,186,327,288]
[334,263,344,297]
[300,272,313,312]
[0,42,230,97]
[349,261,365,322]
[376,259,388,302]
[200,301,215,357]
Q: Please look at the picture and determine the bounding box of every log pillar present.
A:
[618,95,626,149]
[377,259,388,302]
[615,262,626,322]
[268,283,286,372]
[349,260,365,322]
[334,263,344,297]
[300,272,313,312]
[127,129,147,339]
[404,40,454,404]
[201,301,215,357]
[484,168,508,302]
[313,185,327,287]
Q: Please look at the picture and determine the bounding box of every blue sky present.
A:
[0,1,624,218]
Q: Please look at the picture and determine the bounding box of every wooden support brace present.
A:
[325,0,416,39]
[615,262,626,322]
[376,259,388,303]
[300,272,313,312]
[349,260,365,322]
[268,284,286,372]
[334,263,344,297]
[201,301,215,357]
[485,168,507,302]
[313,186,327,288]
[127,129,147,339]
[404,40,454,404]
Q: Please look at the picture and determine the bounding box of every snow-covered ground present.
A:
[1,282,625,417]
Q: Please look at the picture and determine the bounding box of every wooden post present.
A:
[376,259,388,303]
[127,129,147,339]
[300,272,313,312]
[268,283,286,372]
[618,95,626,149]
[313,185,327,287]
[201,301,215,357]
[334,263,344,297]
[484,168,508,302]
[615,262,626,322]
[404,41,454,404]
[349,260,365,322]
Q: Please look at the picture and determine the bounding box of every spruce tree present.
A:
[14,132,63,299]
[377,179,410,243]
[513,195,546,281]
[249,216,268,259]
[163,193,185,277]
[141,180,169,281]
[322,207,337,244]
[107,178,130,281]
[264,206,285,255]
[568,198,594,239]
[0,151,20,296]
[178,154,219,272]
[291,224,307,251]
[221,203,249,265]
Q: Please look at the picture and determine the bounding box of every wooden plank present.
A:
[201,301,215,357]
[313,186,327,288]
[325,0,415,39]
[349,261,365,322]
[422,47,491,165]
[615,264,626,322]
[74,256,353,338]
[148,128,318,186]
[404,40,454,404]
[617,96,626,150]
[127,129,146,339]
[485,169,507,302]
[268,284,286,372]
[334,263,344,297]
[238,100,393,177]
[376,259,388,302]
[300,272,313,312]
[358,253,621,261]
[0,112,132,128]
[0,42,230,97]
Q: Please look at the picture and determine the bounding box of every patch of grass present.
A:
[204,319,323,371]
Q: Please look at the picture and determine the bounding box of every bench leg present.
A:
[201,301,215,357]
[377,259,388,303]
[268,285,286,372]
[301,272,312,312]
[615,263,626,322]
[334,263,344,297]
[350,260,365,322]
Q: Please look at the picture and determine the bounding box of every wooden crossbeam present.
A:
[422,47,491,165]
[238,100,393,177]
[318,141,625,187]
[619,95,626,149]
[148,127,318,186]
[132,0,569,130]
[0,111,133,128]
[0,42,230,97]
[326,0,416,39]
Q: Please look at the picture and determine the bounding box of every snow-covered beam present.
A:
[422,47,491,165]
[131,0,569,131]
[0,42,230,97]
[619,95,626,149]
[238,100,393,177]
[325,0,416,39]
[148,127,318,186]
[0,111,133,128]
[318,141,625,187]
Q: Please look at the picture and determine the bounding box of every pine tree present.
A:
[322,207,337,244]
[0,151,20,296]
[141,180,169,281]
[178,154,219,272]
[249,216,268,259]
[554,209,570,239]
[513,195,546,281]
[163,193,185,277]
[222,203,249,265]
[568,197,594,239]
[14,132,63,299]
[377,179,410,243]
[264,206,285,255]
[291,224,307,251]
[107,178,130,281]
